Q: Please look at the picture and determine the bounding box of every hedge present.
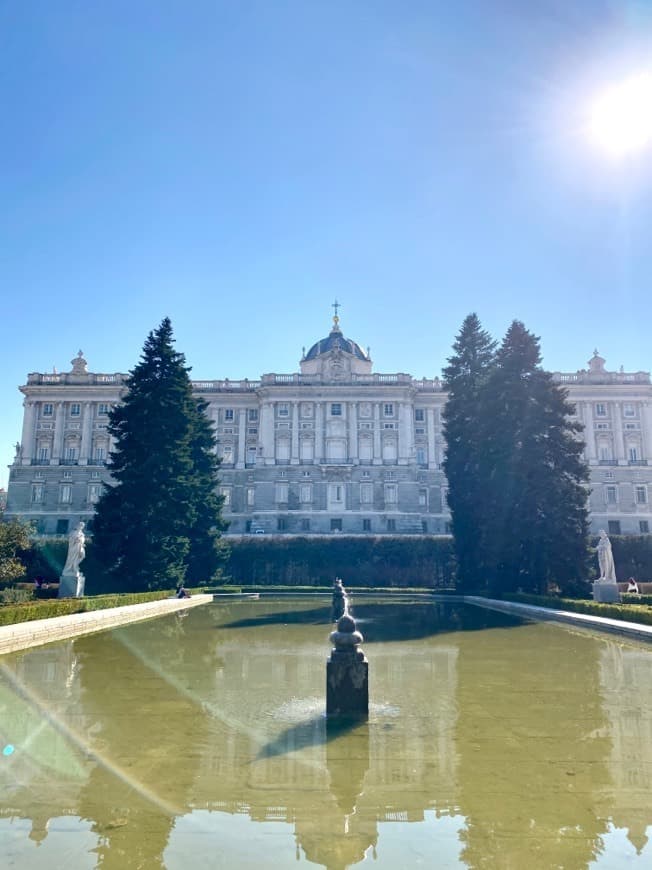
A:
[504,592,652,627]
[0,589,176,627]
[225,536,456,588]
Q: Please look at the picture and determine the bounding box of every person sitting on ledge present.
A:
[626,577,640,595]
[176,584,190,599]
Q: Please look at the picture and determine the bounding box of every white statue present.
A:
[63,522,86,573]
[596,530,617,582]
[59,522,86,597]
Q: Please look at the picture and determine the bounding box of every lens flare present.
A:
[589,73,652,156]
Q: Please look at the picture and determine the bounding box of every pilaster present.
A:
[20,400,37,465]
[52,402,65,463]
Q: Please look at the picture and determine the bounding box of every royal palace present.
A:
[5,314,652,538]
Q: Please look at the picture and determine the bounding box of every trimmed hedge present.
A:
[0,589,176,627]
[225,536,456,588]
[504,592,652,627]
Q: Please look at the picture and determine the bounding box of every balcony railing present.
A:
[629,459,648,466]
[598,459,618,466]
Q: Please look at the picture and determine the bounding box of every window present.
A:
[605,486,617,504]
[623,403,636,417]
[384,484,397,504]
[89,484,102,504]
[60,484,72,504]
[636,486,648,504]
[302,470,311,477]
[222,428,234,434]
[70,403,81,417]
[330,519,342,532]
[629,447,639,461]
[91,471,100,479]
[98,404,110,416]
[220,445,233,463]
[219,487,231,507]
[595,403,607,417]
[599,446,612,460]
[56,519,69,535]
[246,487,255,507]
[383,422,395,429]
[362,518,371,531]
[362,470,370,478]
[603,471,614,480]
[608,520,621,535]
[224,409,234,421]
[595,423,610,430]
[387,518,396,531]
[360,482,373,503]
[331,403,342,416]
[247,428,258,435]
[422,520,428,533]
[383,403,394,417]
[65,446,77,461]
[34,471,44,480]
[42,403,53,417]
[300,484,312,503]
[301,518,311,531]
[278,403,289,417]
[95,446,106,462]
[359,422,372,430]
[62,470,72,480]
[419,489,428,507]
[38,446,49,462]
[415,409,425,422]
[246,446,257,465]
[275,482,289,502]
[640,520,650,534]
[416,447,427,466]
[415,427,426,435]
[31,484,43,504]
[277,517,288,531]
[248,408,259,422]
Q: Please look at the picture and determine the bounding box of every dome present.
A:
[304,320,369,362]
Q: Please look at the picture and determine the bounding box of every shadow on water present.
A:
[222,600,527,642]
[220,605,331,629]
[256,715,363,760]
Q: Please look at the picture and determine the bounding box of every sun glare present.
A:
[589,73,652,156]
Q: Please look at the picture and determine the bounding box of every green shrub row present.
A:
[0,589,176,627]
[504,592,652,627]
[226,536,456,588]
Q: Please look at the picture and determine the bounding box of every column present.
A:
[79,402,93,464]
[260,402,275,465]
[398,402,412,464]
[291,402,300,464]
[641,400,652,460]
[612,402,624,462]
[20,400,37,465]
[582,402,597,462]
[373,403,381,464]
[314,402,323,464]
[236,409,246,468]
[348,402,358,462]
[52,402,65,464]
[427,408,437,469]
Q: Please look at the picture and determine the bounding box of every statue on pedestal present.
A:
[592,529,620,603]
[596,529,617,582]
[59,521,86,598]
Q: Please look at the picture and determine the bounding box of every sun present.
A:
[589,73,652,156]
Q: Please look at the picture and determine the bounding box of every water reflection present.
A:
[0,599,651,868]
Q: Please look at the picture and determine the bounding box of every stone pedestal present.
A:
[58,571,85,598]
[327,611,368,720]
[592,582,621,603]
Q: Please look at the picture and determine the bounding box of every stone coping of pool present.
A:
[0,594,214,656]
[466,596,652,643]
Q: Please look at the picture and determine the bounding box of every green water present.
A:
[1,597,651,869]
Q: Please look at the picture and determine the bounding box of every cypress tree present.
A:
[93,318,227,591]
[479,321,590,596]
[442,314,496,591]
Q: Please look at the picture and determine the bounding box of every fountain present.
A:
[326,581,368,721]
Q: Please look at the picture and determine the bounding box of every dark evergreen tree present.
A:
[93,318,227,591]
[442,314,496,591]
[478,321,590,596]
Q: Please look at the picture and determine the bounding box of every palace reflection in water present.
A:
[1,599,652,869]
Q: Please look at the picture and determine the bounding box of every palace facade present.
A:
[5,314,652,537]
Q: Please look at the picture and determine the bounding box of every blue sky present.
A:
[2,1,652,489]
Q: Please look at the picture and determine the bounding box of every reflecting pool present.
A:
[1,597,652,869]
